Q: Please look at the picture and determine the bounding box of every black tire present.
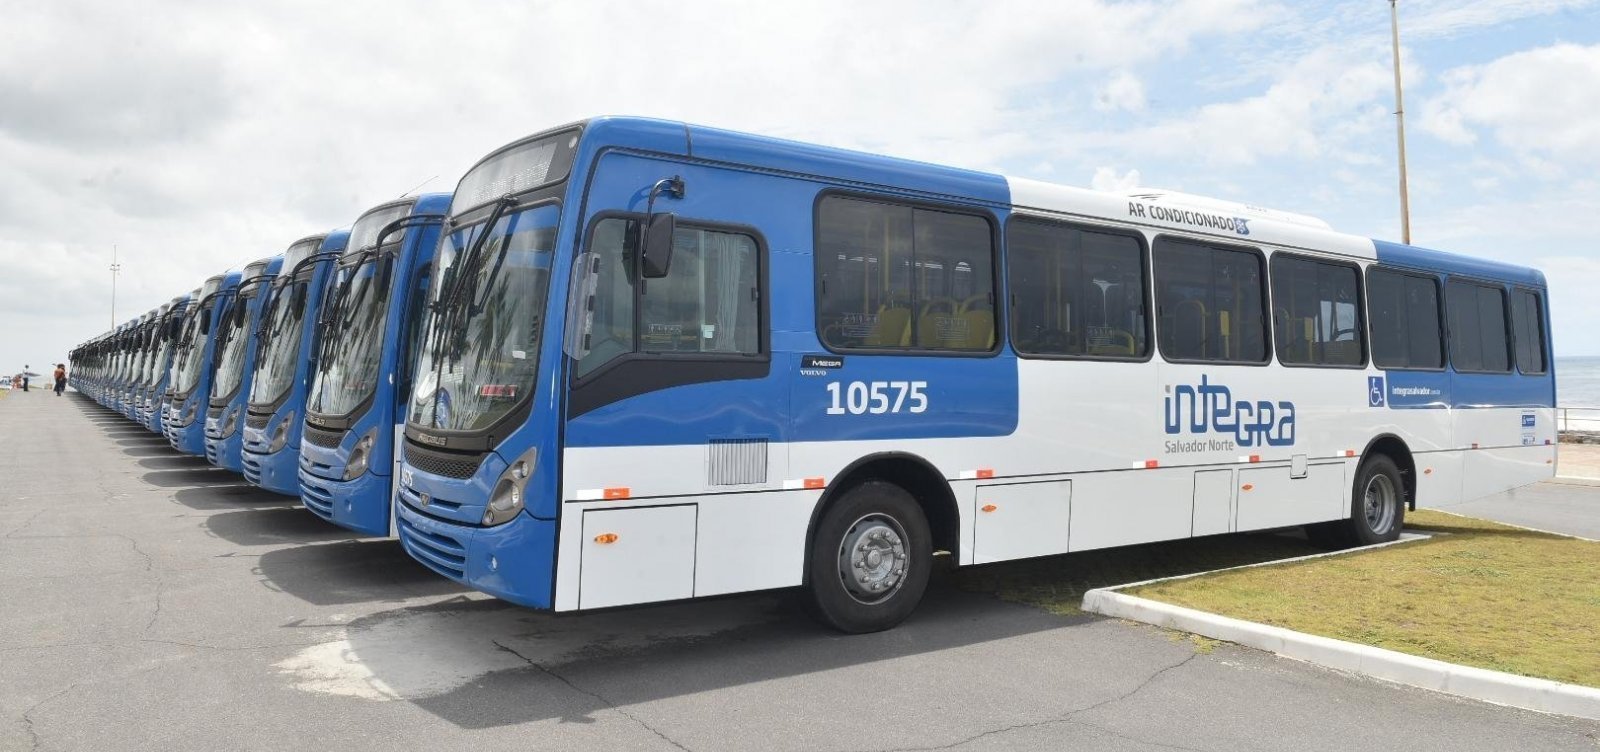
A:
[805,480,932,634]
[1305,454,1406,548]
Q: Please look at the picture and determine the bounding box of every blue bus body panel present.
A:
[1372,239,1555,410]
[244,230,349,494]
[300,195,449,535]
[169,271,242,456]
[208,255,285,473]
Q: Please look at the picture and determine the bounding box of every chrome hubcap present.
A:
[1364,473,1397,534]
[837,514,908,604]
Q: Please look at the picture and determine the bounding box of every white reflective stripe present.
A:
[574,489,606,501]
[781,479,809,490]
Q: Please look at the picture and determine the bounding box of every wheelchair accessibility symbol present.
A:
[1368,376,1385,407]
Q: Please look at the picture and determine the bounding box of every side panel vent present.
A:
[708,438,768,486]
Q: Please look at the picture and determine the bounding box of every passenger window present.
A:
[1366,268,1443,369]
[575,217,762,378]
[816,196,995,352]
[1153,239,1268,363]
[1007,218,1148,358]
[1270,256,1363,366]
[1446,280,1511,373]
[1511,288,1547,374]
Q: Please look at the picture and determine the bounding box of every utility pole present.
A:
[110,245,122,327]
[1389,0,1412,244]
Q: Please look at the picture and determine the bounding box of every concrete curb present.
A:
[1081,536,1600,721]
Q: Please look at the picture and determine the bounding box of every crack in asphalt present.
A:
[492,639,693,752]
[864,652,1205,752]
[20,682,84,752]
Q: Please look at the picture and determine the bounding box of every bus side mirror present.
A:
[641,213,676,279]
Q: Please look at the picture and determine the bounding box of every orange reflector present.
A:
[804,477,826,489]
[1424,468,1433,475]
[981,504,998,513]
[1249,455,1261,463]
[1144,460,1159,469]
[594,533,618,545]
[976,468,995,479]
[602,487,631,500]
[1345,449,1356,457]
[1241,484,1254,491]
[1546,459,1554,465]
[1471,443,1479,450]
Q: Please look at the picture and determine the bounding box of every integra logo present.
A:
[1164,375,1295,449]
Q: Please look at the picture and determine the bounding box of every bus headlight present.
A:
[483,479,523,526]
[344,430,376,480]
[482,449,536,526]
[220,406,240,438]
[268,411,294,454]
[181,400,199,426]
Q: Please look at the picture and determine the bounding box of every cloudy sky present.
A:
[3,0,1598,375]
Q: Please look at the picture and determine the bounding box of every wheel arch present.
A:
[1361,433,1417,510]
[803,451,960,582]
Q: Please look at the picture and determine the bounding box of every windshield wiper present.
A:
[427,197,515,365]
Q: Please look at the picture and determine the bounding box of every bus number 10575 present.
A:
[825,381,929,416]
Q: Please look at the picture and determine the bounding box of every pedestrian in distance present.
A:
[54,364,66,396]
[21,365,28,392]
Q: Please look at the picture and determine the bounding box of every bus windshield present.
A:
[211,294,255,400]
[170,302,214,396]
[408,204,559,433]
[250,278,309,408]
[307,202,414,418]
[308,257,389,417]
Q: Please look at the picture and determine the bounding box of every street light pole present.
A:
[110,244,122,327]
[1389,0,1412,245]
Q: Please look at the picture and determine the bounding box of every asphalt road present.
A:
[1425,478,1600,539]
[3,389,1598,751]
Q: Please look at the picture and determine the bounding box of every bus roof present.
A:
[568,116,1544,289]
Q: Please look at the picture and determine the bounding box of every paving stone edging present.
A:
[1081,534,1600,721]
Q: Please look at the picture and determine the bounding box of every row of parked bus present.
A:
[68,117,1555,633]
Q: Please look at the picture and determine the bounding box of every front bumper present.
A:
[395,499,557,609]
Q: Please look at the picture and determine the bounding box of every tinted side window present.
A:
[575,218,762,379]
[1511,288,1547,374]
[1154,239,1267,363]
[817,196,995,351]
[1007,219,1148,358]
[1367,268,1443,369]
[1271,256,1363,366]
[1447,280,1510,373]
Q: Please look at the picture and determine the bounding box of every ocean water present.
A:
[1556,357,1600,407]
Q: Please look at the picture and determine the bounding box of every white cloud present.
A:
[1419,43,1600,169]
[1091,167,1143,192]
[1094,72,1147,113]
[0,0,1273,366]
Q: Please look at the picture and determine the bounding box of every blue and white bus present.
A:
[165,272,241,456]
[300,195,448,534]
[242,232,348,494]
[392,118,1555,633]
[205,255,284,471]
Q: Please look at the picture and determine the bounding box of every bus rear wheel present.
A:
[806,480,932,634]
[1307,454,1406,548]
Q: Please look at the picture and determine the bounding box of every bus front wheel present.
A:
[806,480,932,634]
[1307,454,1406,548]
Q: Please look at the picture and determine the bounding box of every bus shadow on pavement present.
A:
[255,539,468,605]
[171,483,301,511]
[140,455,212,471]
[273,579,1075,728]
[203,506,359,547]
[123,445,182,458]
[144,466,245,488]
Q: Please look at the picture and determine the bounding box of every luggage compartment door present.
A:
[973,480,1071,564]
[580,505,697,609]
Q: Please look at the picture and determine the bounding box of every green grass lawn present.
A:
[1125,510,1600,688]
